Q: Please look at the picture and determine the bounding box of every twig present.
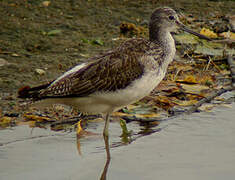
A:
[211,39,235,44]
[185,86,234,114]
[227,55,235,87]
[205,56,212,71]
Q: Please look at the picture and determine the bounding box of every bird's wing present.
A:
[37,38,163,99]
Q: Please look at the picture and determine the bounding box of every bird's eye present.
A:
[168,16,175,20]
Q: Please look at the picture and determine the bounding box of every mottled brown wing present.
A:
[39,38,163,99]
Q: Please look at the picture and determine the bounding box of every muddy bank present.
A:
[0,0,234,93]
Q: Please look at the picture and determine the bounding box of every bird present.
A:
[18,7,210,155]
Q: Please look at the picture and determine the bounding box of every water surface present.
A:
[0,102,235,180]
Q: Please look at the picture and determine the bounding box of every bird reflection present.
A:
[76,122,111,180]
[76,118,161,180]
[99,135,111,180]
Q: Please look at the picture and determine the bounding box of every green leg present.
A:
[103,113,111,160]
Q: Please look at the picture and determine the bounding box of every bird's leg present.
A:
[103,112,111,160]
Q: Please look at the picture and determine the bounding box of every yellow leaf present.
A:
[181,84,209,95]
[125,104,139,110]
[198,104,215,112]
[176,75,198,84]
[112,112,132,117]
[153,96,177,109]
[87,117,104,123]
[0,116,12,127]
[135,113,160,118]
[76,120,83,135]
[173,99,198,106]
[24,114,51,122]
[200,28,218,38]
[42,1,50,7]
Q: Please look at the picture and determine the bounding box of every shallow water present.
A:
[0,101,235,180]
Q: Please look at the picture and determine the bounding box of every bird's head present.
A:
[149,7,211,41]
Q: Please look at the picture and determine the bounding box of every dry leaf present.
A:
[135,113,160,118]
[87,117,104,123]
[24,114,51,122]
[176,75,198,84]
[42,1,50,7]
[16,121,36,128]
[181,84,209,95]
[200,28,218,38]
[0,116,12,127]
[112,112,132,117]
[153,96,177,109]
[219,31,235,40]
[173,99,198,106]
[198,104,215,112]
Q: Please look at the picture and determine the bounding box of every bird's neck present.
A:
[149,27,176,67]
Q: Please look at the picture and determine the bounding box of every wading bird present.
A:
[18,7,210,159]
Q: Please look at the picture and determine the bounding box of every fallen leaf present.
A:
[135,113,160,118]
[47,29,62,36]
[87,117,104,123]
[173,99,198,106]
[198,104,215,112]
[181,84,209,95]
[219,31,235,40]
[24,114,52,122]
[200,28,218,38]
[16,121,36,128]
[176,75,198,84]
[153,96,177,109]
[35,68,46,75]
[174,33,199,44]
[0,116,12,127]
[42,1,50,7]
[195,45,223,56]
[91,39,104,46]
[11,53,20,57]
[112,112,132,117]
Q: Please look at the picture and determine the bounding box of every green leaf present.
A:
[91,39,104,46]
[174,33,199,44]
[47,29,62,36]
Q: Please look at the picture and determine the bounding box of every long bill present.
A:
[176,21,212,41]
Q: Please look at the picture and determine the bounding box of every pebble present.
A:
[0,58,10,67]
[42,1,50,7]
[35,68,46,75]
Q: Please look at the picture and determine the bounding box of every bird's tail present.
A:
[18,83,51,100]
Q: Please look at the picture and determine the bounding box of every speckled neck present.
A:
[149,26,176,69]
